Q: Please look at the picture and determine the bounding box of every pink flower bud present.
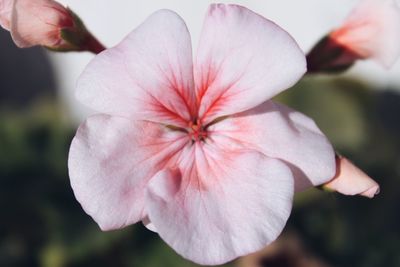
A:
[0,0,104,53]
[0,0,12,30]
[330,0,400,68]
[307,0,400,73]
[323,155,380,198]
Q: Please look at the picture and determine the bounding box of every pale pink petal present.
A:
[331,0,400,68]
[195,4,306,124]
[76,10,196,128]
[324,156,380,198]
[10,0,73,48]
[146,145,294,265]
[208,101,336,191]
[0,0,13,30]
[142,215,157,232]
[68,115,189,231]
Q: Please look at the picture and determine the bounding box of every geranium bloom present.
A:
[69,4,335,265]
[324,155,380,198]
[307,0,400,73]
[0,0,104,52]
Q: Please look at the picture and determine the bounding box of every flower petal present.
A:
[76,10,196,127]
[208,101,336,191]
[323,155,380,198]
[195,4,306,124]
[0,0,13,30]
[330,0,400,68]
[142,215,157,232]
[10,0,73,48]
[68,114,188,231]
[146,145,294,265]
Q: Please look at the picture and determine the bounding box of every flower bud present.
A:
[0,0,104,53]
[306,35,360,74]
[323,155,380,198]
[307,0,400,73]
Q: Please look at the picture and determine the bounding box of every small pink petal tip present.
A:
[323,155,380,198]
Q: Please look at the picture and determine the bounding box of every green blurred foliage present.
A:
[1,76,400,267]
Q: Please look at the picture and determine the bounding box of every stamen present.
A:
[188,120,207,142]
[165,124,188,133]
[204,115,230,129]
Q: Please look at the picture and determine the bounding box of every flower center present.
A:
[188,121,207,142]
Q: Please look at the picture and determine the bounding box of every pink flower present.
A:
[323,155,380,198]
[68,5,336,265]
[330,0,400,68]
[0,0,104,53]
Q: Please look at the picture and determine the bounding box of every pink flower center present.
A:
[188,121,207,142]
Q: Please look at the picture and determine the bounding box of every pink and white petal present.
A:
[10,0,72,48]
[146,145,294,265]
[0,0,13,30]
[68,114,189,231]
[208,101,336,191]
[195,4,306,124]
[142,215,157,232]
[76,10,196,127]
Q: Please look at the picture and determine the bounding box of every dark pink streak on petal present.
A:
[76,10,196,127]
[194,4,306,124]
[208,101,336,191]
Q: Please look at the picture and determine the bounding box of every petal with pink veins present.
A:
[195,4,306,124]
[68,115,189,231]
[208,101,336,191]
[146,144,294,265]
[76,10,196,127]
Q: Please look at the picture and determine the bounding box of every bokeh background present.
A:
[1,1,400,266]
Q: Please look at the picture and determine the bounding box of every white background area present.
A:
[50,0,400,122]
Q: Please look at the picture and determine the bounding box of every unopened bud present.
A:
[307,0,400,74]
[0,0,105,54]
[322,155,380,198]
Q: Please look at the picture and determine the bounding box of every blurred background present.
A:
[1,0,400,266]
